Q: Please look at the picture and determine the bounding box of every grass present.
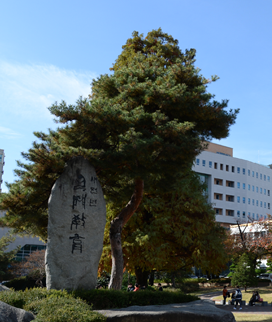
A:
[233,313,272,322]
[213,286,272,303]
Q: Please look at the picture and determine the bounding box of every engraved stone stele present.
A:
[45,157,106,290]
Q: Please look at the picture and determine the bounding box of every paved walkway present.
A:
[199,289,272,315]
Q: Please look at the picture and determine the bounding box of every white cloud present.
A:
[0,126,21,139]
[0,61,97,120]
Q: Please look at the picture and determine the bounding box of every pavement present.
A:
[199,289,272,315]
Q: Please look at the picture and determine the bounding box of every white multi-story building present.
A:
[0,149,4,193]
[192,143,272,227]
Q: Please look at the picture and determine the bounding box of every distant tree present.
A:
[11,250,45,287]
[231,253,257,291]
[0,233,18,282]
[226,219,272,270]
[266,257,272,273]
[0,29,238,289]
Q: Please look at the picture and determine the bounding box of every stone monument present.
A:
[45,157,106,290]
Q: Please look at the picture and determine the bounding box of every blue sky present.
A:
[1,0,272,192]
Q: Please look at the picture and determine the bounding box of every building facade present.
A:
[0,149,4,193]
[0,210,46,261]
[192,143,272,227]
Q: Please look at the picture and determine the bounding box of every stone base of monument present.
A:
[97,300,235,322]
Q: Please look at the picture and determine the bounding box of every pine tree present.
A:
[99,171,228,286]
[1,29,238,289]
[231,253,257,291]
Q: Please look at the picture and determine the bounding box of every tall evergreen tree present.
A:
[99,171,228,286]
[1,29,238,289]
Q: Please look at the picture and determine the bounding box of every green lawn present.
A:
[234,313,272,322]
[213,287,272,303]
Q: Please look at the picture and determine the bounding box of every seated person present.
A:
[127,283,135,292]
[249,291,260,306]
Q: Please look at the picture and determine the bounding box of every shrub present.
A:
[25,297,106,322]
[72,289,198,309]
[4,276,46,291]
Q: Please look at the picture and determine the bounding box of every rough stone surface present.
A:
[46,157,106,290]
[97,300,235,322]
[0,301,35,322]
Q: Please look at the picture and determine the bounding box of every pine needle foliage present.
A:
[0,29,238,243]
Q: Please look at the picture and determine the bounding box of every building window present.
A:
[196,158,200,165]
[260,201,263,207]
[257,214,259,219]
[237,196,240,203]
[214,162,217,169]
[268,176,270,182]
[232,166,235,173]
[252,185,255,192]
[237,167,240,174]
[237,210,240,217]
[202,160,205,167]
[243,197,245,204]
[248,198,250,205]
[226,165,229,171]
[226,180,234,187]
[237,182,240,189]
[248,212,251,217]
[209,161,212,168]
[268,190,270,196]
[264,175,266,181]
[243,211,246,218]
[214,178,223,185]
[214,193,223,200]
[215,208,222,215]
[220,164,223,170]
[226,195,234,202]
[264,202,266,208]
[260,174,262,180]
[252,199,255,206]
[256,200,259,206]
[248,184,250,191]
[252,213,255,219]
[260,188,262,194]
[227,210,234,216]
[243,168,245,175]
[256,187,259,193]
[268,203,270,209]
[243,183,245,189]
[248,169,250,176]
[264,215,267,219]
[264,189,267,195]
[256,172,258,178]
[252,171,255,177]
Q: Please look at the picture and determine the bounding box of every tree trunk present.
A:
[135,266,149,287]
[149,271,155,286]
[108,179,144,289]
[171,272,176,288]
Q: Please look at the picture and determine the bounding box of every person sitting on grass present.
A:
[133,283,140,292]
[158,283,163,291]
[127,283,135,292]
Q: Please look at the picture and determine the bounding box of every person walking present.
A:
[233,286,242,310]
[222,286,228,305]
